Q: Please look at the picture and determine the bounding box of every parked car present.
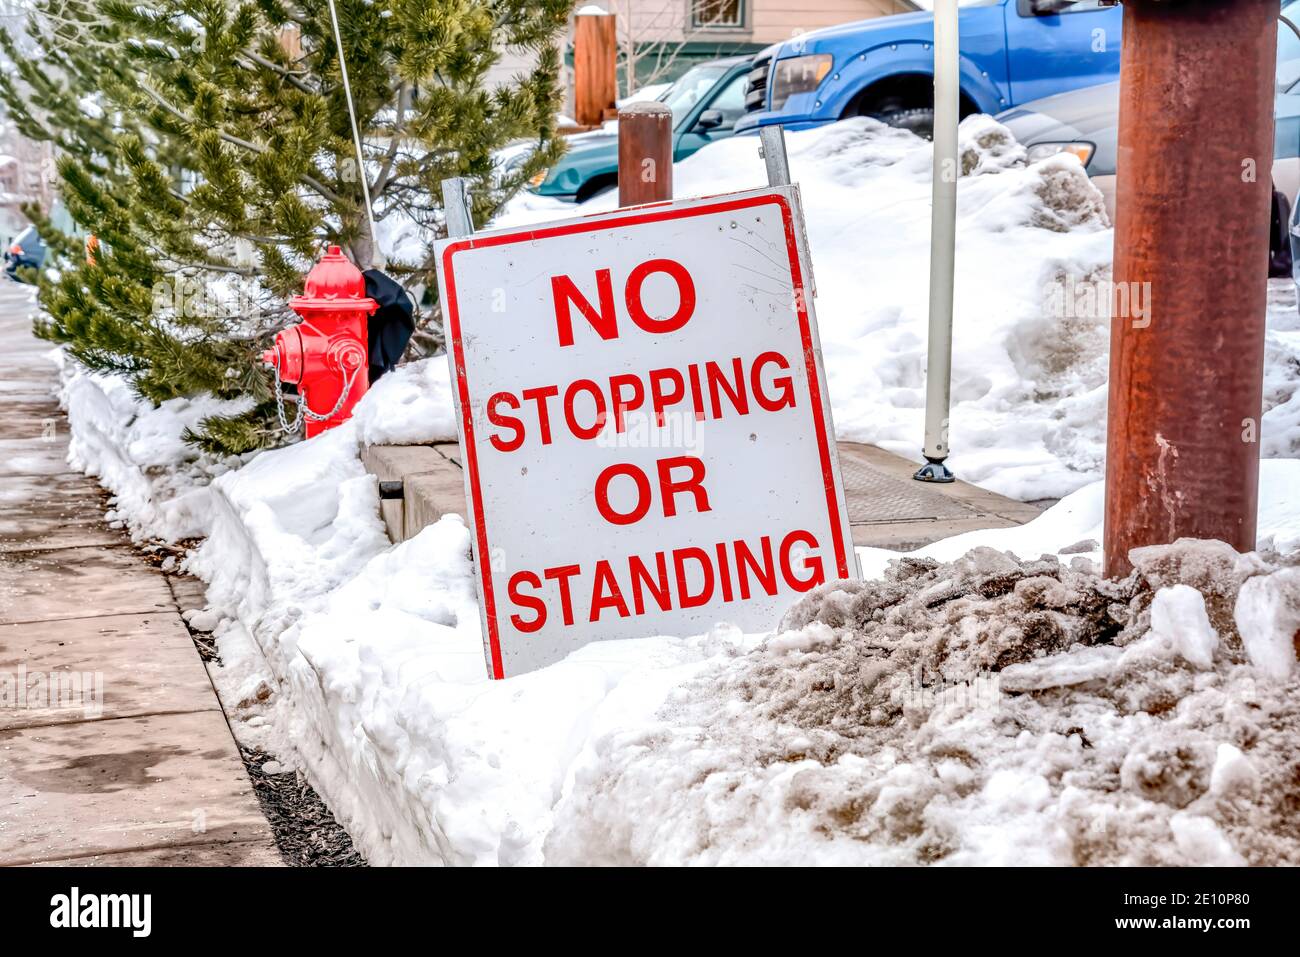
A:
[735,0,1123,139]
[998,4,1300,225]
[3,224,46,282]
[528,56,753,202]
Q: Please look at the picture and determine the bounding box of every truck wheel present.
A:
[876,106,935,139]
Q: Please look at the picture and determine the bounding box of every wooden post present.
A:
[278,24,302,60]
[574,10,617,128]
[1103,0,1275,577]
[617,102,673,207]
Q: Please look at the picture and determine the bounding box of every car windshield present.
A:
[660,65,730,128]
[13,225,38,248]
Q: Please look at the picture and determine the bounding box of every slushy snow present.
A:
[1149,584,1218,669]
[544,541,1300,866]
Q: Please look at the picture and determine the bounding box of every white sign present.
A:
[435,186,857,678]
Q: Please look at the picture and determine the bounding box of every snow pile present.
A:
[498,116,1300,501]
[1262,281,1300,458]
[545,540,1300,866]
[1235,568,1300,681]
[189,422,745,863]
[52,352,453,546]
[855,458,1300,578]
[58,359,249,542]
[189,405,1300,865]
[351,356,457,446]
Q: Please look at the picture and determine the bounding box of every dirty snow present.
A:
[544,540,1300,866]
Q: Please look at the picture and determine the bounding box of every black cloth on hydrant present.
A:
[363,269,416,384]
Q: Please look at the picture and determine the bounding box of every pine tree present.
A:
[1,0,570,452]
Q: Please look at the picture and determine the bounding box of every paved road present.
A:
[0,279,280,866]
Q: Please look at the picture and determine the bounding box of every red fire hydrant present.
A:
[263,246,377,439]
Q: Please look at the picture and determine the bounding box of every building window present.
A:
[692,0,744,30]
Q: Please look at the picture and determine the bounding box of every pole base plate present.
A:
[913,459,955,484]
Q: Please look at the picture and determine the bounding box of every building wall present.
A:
[555,1,916,114]
[485,45,545,90]
[594,0,915,46]
[0,120,55,242]
[579,0,915,95]
[751,0,919,43]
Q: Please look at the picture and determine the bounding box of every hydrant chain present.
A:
[271,361,305,435]
[270,361,363,434]
[301,363,363,423]
[262,245,378,438]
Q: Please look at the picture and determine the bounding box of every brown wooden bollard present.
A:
[1102,0,1275,578]
[617,102,673,207]
[574,11,617,128]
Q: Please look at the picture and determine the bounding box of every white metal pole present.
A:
[759,125,792,186]
[915,0,959,484]
[326,0,380,265]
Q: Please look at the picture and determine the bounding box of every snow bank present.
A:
[188,399,1300,865]
[53,352,453,545]
[58,359,249,543]
[545,540,1300,865]
[351,357,457,446]
[856,458,1300,578]
[189,420,751,863]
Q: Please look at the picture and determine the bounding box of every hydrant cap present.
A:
[290,245,378,315]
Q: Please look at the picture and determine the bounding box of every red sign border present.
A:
[441,192,850,679]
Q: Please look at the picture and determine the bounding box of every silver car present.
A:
[997,4,1300,226]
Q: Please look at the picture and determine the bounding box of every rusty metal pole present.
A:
[617,102,673,207]
[1103,0,1277,578]
[574,10,618,128]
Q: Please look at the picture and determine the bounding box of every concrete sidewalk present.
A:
[0,281,281,867]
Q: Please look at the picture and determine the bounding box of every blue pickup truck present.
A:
[735,0,1123,138]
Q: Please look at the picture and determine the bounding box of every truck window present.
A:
[1017,0,1110,15]
[699,72,748,132]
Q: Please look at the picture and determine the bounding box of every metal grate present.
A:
[744,54,771,113]
[839,457,978,525]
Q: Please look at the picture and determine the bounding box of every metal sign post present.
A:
[441,177,475,238]
[915,0,959,484]
[759,125,792,187]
